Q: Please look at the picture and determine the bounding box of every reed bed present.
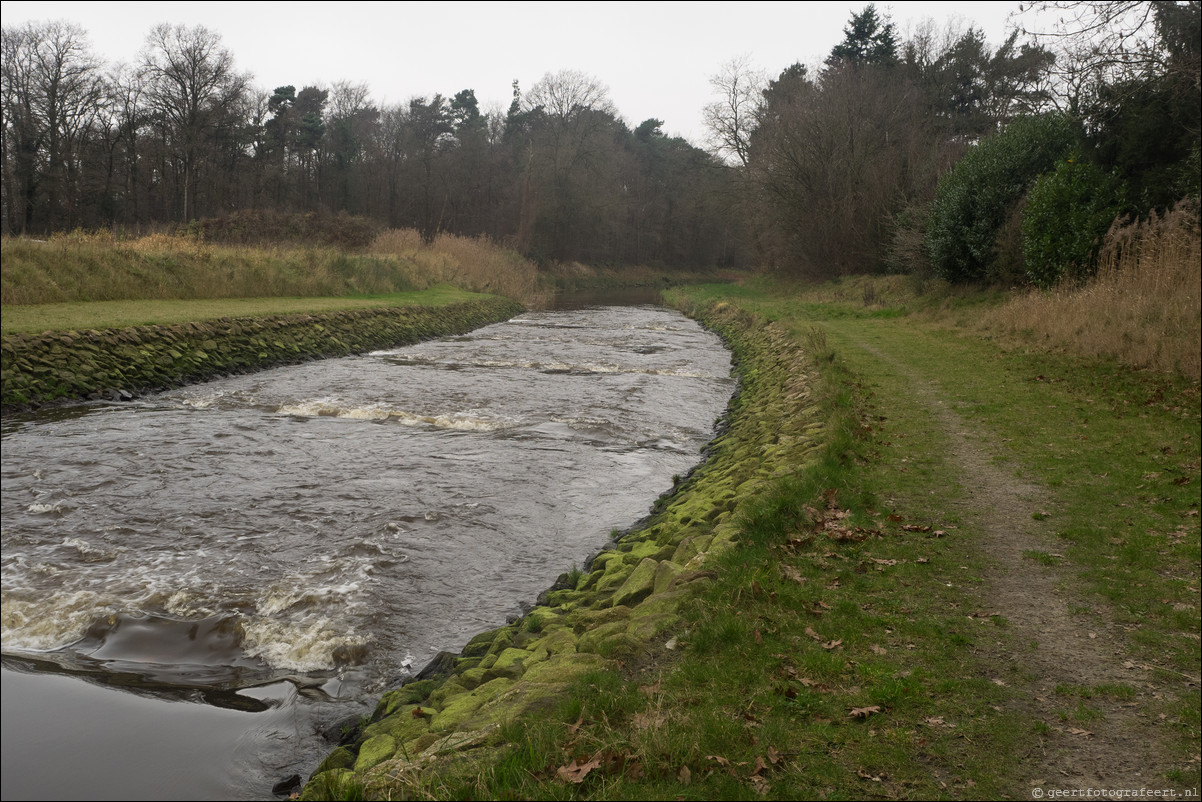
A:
[978,201,1201,382]
[1,228,541,307]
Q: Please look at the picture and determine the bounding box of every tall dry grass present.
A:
[979,200,1201,382]
[367,229,541,304]
[1,228,541,306]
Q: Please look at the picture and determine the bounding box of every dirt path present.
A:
[851,336,1183,796]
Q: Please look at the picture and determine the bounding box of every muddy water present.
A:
[0,303,734,800]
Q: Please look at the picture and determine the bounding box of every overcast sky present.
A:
[2,1,1038,145]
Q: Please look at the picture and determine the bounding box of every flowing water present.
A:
[0,301,734,800]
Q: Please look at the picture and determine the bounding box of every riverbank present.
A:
[0,294,523,412]
[296,282,1199,800]
[298,296,832,799]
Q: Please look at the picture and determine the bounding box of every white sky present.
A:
[1,1,1036,145]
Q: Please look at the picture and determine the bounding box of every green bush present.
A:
[927,113,1078,283]
[1022,158,1127,287]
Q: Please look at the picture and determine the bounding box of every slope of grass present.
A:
[0,287,488,335]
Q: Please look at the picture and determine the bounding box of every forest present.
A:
[2,1,1198,285]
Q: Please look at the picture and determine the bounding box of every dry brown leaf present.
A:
[754,629,763,644]
[707,755,730,767]
[750,775,770,795]
[679,765,692,785]
[850,705,882,719]
[870,644,887,655]
[1067,727,1094,738]
[751,756,768,776]
[633,712,665,731]
[804,626,822,641]
[639,680,661,697]
[857,768,884,781]
[822,639,843,650]
[767,746,782,765]
[557,753,602,784]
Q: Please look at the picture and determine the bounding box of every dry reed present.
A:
[978,200,1201,382]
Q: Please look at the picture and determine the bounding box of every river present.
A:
[0,297,734,800]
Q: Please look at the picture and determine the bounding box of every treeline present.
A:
[4,3,1199,285]
[720,1,1200,284]
[0,22,744,268]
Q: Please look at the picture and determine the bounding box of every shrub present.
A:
[183,209,383,249]
[1022,158,1127,287]
[926,113,1078,283]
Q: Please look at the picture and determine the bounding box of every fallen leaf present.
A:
[850,705,882,719]
[805,627,822,641]
[870,644,887,655]
[857,768,884,781]
[633,712,664,731]
[411,706,429,719]
[750,775,770,795]
[754,629,763,644]
[767,746,782,765]
[707,754,730,767]
[639,681,661,697]
[1067,728,1094,738]
[779,564,806,584]
[678,765,692,785]
[557,753,602,784]
[822,639,843,650]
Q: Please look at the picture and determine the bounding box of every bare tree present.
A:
[1016,1,1199,100]
[702,55,765,167]
[139,23,248,221]
[1,20,105,232]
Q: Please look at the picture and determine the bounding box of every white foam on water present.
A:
[276,398,507,431]
[239,614,369,672]
[0,590,118,652]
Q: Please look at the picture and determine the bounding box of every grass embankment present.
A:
[0,230,537,408]
[307,271,1198,799]
[1,227,541,311]
[0,288,484,335]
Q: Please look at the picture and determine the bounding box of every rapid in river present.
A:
[0,300,734,800]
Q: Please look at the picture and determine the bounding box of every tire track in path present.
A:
[847,331,1184,795]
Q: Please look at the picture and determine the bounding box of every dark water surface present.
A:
[0,301,733,800]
